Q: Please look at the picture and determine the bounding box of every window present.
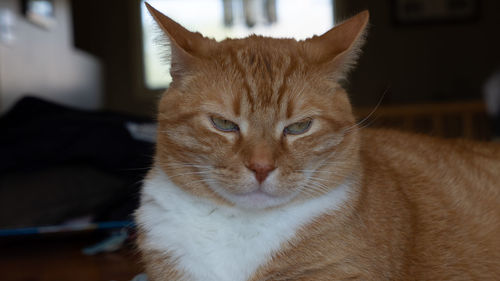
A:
[141,0,334,89]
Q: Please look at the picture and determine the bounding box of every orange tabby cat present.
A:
[135,3,500,280]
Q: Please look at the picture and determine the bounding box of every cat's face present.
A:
[148,4,368,209]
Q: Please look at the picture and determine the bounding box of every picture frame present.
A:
[392,0,480,25]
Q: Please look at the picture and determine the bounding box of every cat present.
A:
[135,3,500,281]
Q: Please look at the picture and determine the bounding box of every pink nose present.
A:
[246,143,276,184]
[247,162,276,184]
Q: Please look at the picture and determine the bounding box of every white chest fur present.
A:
[136,169,351,281]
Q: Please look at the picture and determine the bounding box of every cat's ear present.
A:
[303,10,369,80]
[145,3,216,80]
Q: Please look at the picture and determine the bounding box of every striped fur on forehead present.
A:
[218,36,309,115]
[161,35,349,128]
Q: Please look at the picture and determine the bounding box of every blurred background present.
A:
[0,0,499,280]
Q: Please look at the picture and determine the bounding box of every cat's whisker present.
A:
[308,177,331,188]
[297,184,319,197]
[183,178,217,187]
[345,115,380,134]
[302,178,331,194]
[297,168,353,183]
[296,169,318,173]
[309,154,340,170]
[299,183,328,197]
[161,164,213,172]
[342,86,389,134]
[164,163,211,168]
[298,170,339,175]
[167,171,212,179]
[166,167,212,173]
[306,176,331,183]
[308,181,330,190]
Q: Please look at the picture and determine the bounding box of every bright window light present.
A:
[141,0,334,89]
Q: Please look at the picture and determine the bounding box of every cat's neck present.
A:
[136,167,359,281]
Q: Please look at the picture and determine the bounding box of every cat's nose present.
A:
[246,144,276,184]
[247,161,276,184]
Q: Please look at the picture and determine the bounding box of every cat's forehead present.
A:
[208,37,317,117]
[219,36,305,67]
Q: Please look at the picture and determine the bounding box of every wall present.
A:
[72,0,157,117]
[71,0,500,116]
[0,0,102,113]
[335,0,500,106]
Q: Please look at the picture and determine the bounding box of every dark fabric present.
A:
[0,96,154,177]
[493,116,500,137]
[0,97,155,229]
[0,166,128,228]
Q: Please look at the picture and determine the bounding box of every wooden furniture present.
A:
[354,101,491,140]
[0,232,143,281]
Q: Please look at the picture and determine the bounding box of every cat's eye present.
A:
[284,120,312,135]
[211,116,239,132]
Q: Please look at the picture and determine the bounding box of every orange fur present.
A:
[136,4,500,280]
[250,130,500,280]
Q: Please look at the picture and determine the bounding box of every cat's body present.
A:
[136,4,500,280]
[137,129,500,281]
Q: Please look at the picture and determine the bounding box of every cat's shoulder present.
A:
[359,128,500,203]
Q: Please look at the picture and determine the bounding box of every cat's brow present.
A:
[200,103,237,119]
[229,49,255,112]
[230,46,299,115]
[276,57,298,109]
[287,109,323,123]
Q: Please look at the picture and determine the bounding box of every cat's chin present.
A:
[215,188,298,210]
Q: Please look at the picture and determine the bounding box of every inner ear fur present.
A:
[303,10,369,80]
